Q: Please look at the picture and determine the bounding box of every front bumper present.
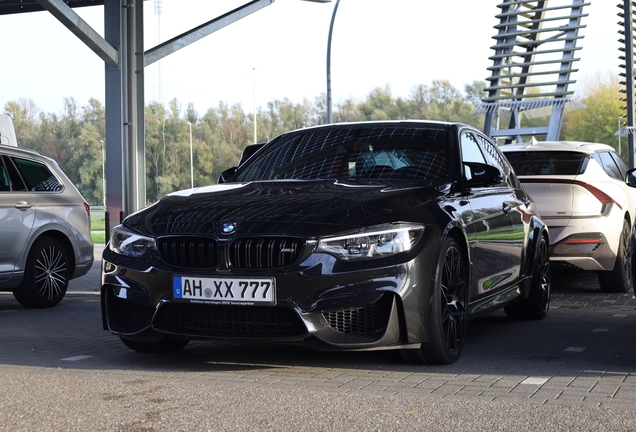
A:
[101,245,437,350]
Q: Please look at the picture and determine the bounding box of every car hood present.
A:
[124,180,443,238]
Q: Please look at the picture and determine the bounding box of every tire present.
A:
[13,237,70,309]
[504,235,550,320]
[119,336,189,353]
[401,237,468,365]
[598,219,633,293]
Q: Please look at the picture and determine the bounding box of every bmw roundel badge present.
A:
[222,222,237,234]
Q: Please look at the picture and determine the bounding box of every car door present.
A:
[475,133,526,281]
[459,131,519,297]
[0,155,36,274]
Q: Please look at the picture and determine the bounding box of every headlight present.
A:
[317,225,424,260]
[109,225,155,257]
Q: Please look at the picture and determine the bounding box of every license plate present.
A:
[173,276,276,305]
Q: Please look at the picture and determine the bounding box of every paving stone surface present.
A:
[1,248,635,430]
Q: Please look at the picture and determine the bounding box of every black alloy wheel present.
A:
[401,236,468,365]
[599,219,633,293]
[533,235,551,318]
[13,237,70,309]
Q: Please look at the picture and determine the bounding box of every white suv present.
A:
[502,141,636,293]
[0,144,93,307]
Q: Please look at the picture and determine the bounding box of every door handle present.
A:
[502,202,511,214]
[14,201,33,210]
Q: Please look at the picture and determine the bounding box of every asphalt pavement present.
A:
[0,246,635,431]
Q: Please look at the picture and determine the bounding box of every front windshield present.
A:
[234,125,451,183]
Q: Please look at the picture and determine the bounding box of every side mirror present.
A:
[218,167,237,184]
[626,168,636,188]
[238,142,266,166]
[463,161,502,187]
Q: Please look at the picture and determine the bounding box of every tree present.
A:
[144,102,166,202]
[7,76,588,205]
[408,80,483,127]
[68,123,104,205]
[334,97,360,123]
[562,73,622,154]
[3,98,40,149]
[464,80,488,106]
[358,85,397,121]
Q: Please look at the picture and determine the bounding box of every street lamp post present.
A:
[298,0,334,121]
[253,66,257,144]
[326,0,341,124]
[188,122,193,189]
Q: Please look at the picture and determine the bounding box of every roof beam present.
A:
[144,0,275,67]
[35,0,118,65]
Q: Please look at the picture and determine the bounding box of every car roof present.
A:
[0,143,63,170]
[0,143,43,157]
[499,140,615,154]
[281,120,469,134]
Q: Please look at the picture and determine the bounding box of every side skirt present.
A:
[467,282,527,318]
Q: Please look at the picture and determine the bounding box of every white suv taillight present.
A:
[521,178,618,218]
[570,180,619,217]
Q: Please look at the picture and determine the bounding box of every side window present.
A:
[609,151,629,178]
[597,151,623,181]
[12,157,62,192]
[476,134,515,187]
[460,132,486,181]
[460,133,486,164]
[0,155,27,192]
[0,157,10,191]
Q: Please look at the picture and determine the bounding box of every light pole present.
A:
[253,66,257,144]
[298,1,334,120]
[188,122,193,189]
[326,0,341,124]
[99,139,105,208]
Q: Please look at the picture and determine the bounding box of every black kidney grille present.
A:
[323,295,392,334]
[154,303,307,338]
[229,237,304,269]
[157,236,218,268]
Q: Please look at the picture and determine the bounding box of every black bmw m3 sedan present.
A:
[101,121,550,364]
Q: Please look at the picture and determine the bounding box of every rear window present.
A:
[503,151,585,176]
[12,157,62,192]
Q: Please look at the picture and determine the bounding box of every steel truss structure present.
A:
[477,0,589,143]
[617,1,636,167]
[30,0,277,236]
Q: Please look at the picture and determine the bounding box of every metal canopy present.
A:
[4,0,276,238]
[0,0,103,15]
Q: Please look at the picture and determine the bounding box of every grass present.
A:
[91,211,106,244]
[91,212,106,231]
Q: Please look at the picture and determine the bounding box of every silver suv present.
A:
[0,144,93,308]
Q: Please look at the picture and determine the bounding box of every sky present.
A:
[0,0,621,117]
